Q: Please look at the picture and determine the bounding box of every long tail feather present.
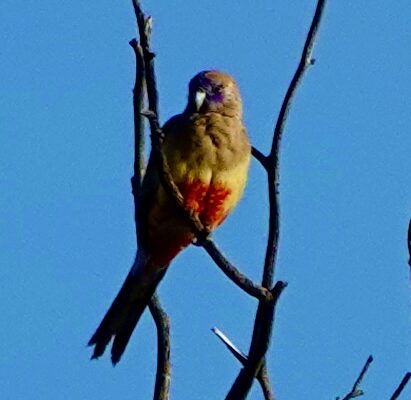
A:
[88,251,167,364]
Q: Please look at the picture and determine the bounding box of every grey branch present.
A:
[201,238,273,302]
[225,1,327,398]
[130,2,171,399]
[212,327,275,400]
[129,39,145,246]
[149,294,171,400]
[251,146,269,169]
[212,327,248,364]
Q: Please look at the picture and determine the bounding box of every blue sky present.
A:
[1,1,410,399]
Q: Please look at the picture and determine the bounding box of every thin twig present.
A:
[149,294,171,400]
[336,355,373,400]
[389,372,411,400]
[212,328,275,400]
[225,282,287,400]
[132,0,157,114]
[129,39,145,246]
[251,146,268,168]
[266,0,326,286]
[225,1,327,398]
[212,327,248,364]
[258,364,275,400]
[130,4,171,400]
[202,239,273,302]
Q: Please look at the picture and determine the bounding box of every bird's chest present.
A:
[162,114,246,227]
[172,115,240,171]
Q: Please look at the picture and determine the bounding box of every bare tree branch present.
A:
[266,0,326,285]
[336,355,373,400]
[212,327,275,400]
[389,372,411,400]
[225,282,286,399]
[212,327,248,364]
[129,39,145,246]
[132,1,157,114]
[201,238,273,302]
[130,5,170,400]
[225,1,327,398]
[258,365,275,400]
[149,294,171,400]
[251,146,269,169]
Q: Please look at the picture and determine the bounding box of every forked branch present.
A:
[129,13,170,400]
[225,1,327,398]
[336,355,373,400]
[213,327,275,400]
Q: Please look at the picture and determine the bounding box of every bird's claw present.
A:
[192,228,211,246]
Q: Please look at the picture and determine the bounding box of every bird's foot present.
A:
[192,228,212,246]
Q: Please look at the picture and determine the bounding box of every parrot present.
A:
[88,70,251,364]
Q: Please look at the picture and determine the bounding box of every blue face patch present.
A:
[189,71,225,104]
[208,90,224,104]
[189,70,225,109]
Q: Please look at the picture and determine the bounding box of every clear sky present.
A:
[1,1,410,399]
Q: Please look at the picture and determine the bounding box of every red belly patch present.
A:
[149,179,233,267]
[178,179,232,228]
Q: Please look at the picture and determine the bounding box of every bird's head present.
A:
[186,70,243,118]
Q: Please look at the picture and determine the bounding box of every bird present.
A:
[88,70,251,364]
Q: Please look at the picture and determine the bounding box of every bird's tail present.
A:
[88,250,167,365]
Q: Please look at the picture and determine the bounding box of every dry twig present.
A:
[212,327,275,400]
[336,355,373,400]
[389,372,411,400]
[129,6,170,399]
[149,294,171,400]
[201,238,273,302]
[225,1,327,398]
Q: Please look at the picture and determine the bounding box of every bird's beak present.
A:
[194,90,206,111]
